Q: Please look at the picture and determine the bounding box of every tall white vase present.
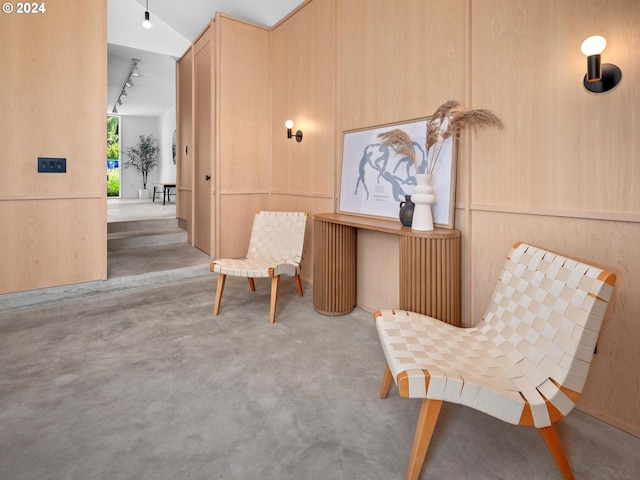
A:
[411,173,436,231]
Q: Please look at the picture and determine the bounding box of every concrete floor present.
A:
[1,200,638,478]
[1,276,639,479]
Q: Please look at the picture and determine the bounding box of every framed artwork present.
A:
[338,117,457,228]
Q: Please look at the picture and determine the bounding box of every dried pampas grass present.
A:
[426,100,461,150]
[426,99,504,173]
[378,99,504,176]
[377,129,417,168]
[444,108,504,139]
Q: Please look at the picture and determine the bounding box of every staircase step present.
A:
[107,218,179,234]
[108,227,188,251]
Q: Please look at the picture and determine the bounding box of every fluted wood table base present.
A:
[313,219,356,315]
[313,213,461,326]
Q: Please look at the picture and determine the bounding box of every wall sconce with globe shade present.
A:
[285,120,303,142]
[581,35,621,93]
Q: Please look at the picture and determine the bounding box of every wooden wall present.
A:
[4,0,635,435]
[270,0,337,284]
[336,0,468,310]
[270,0,640,434]
[0,0,107,293]
[216,15,271,259]
[467,0,640,435]
[176,16,270,258]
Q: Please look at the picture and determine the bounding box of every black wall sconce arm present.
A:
[285,120,303,142]
[581,35,622,93]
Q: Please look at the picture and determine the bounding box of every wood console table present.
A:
[313,213,461,326]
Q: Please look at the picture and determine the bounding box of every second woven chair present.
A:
[210,211,308,324]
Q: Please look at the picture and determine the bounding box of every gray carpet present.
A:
[1,277,639,479]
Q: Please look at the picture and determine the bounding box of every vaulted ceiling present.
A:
[107,0,306,116]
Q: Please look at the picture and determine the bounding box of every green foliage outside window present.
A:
[107,168,120,197]
[107,116,120,196]
[107,116,119,160]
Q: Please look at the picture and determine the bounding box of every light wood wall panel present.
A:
[269,0,336,284]
[271,0,335,198]
[0,199,105,292]
[335,0,466,309]
[468,0,640,433]
[0,0,107,293]
[470,211,640,435]
[356,231,400,312]
[336,0,466,132]
[1,0,106,197]
[471,0,640,214]
[215,16,270,258]
[271,0,336,198]
[217,15,270,194]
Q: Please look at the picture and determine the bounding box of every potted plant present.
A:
[124,134,159,199]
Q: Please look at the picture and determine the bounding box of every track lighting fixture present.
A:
[111,58,140,115]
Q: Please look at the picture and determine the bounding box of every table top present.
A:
[314,212,460,239]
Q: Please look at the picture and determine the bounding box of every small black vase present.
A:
[399,195,414,226]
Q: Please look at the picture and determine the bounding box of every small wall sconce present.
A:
[581,35,621,93]
[285,120,303,142]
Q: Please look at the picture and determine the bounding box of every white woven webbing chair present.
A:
[375,242,616,480]
[210,211,308,324]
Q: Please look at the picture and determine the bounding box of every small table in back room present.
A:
[152,183,176,205]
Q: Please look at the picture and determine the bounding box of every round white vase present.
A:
[411,173,436,231]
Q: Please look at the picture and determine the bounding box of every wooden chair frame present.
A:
[210,211,308,324]
[375,242,616,480]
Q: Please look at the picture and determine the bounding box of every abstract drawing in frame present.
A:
[338,118,456,228]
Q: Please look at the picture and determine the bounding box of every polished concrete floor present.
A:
[1,200,638,478]
[1,277,639,479]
